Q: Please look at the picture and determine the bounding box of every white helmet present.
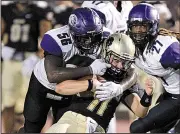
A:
[102,33,135,81]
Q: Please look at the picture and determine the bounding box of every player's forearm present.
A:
[55,80,89,95]
[129,91,152,117]
[44,55,92,83]
[120,68,137,91]
[47,67,92,83]
[135,92,153,117]
[134,103,150,118]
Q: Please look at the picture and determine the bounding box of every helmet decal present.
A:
[69,14,78,27]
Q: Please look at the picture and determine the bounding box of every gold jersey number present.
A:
[87,99,111,116]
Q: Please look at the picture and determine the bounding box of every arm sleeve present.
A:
[44,53,92,83]
[41,34,63,56]
[160,41,180,69]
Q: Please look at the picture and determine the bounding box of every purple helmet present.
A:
[68,7,103,54]
[127,3,159,52]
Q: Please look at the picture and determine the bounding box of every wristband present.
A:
[87,79,93,91]
[140,91,152,107]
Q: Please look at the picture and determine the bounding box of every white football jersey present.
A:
[34,25,112,90]
[135,35,180,94]
[81,1,133,33]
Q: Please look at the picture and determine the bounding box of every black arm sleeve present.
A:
[44,53,92,83]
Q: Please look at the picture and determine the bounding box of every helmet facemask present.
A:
[71,31,103,54]
[105,50,134,82]
[127,20,152,52]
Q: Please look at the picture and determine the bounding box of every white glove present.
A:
[89,59,111,76]
[95,81,123,101]
[21,54,40,77]
[2,46,16,60]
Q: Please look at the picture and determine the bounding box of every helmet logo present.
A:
[69,14,78,26]
[106,37,114,47]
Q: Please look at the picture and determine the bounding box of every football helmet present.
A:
[102,33,135,82]
[68,7,103,54]
[127,3,159,52]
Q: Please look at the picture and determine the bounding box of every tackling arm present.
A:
[55,80,90,95]
[55,75,102,95]
[44,54,92,83]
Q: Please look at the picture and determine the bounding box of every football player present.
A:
[81,2,133,131]
[45,33,154,133]
[124,3,180,133]
[81,1,133,33]
[18,7,114,133]
[1,1,53,133]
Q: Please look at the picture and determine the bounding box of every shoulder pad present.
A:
[41,26,74,57]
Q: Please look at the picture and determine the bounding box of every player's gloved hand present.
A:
[95,81,123,101]
[21,54,40,77]
[89,59,111,76]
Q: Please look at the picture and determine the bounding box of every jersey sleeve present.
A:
[160,41,180,69]
[41,33,63,57]
[153,35,180,69]
[41,26,76,59]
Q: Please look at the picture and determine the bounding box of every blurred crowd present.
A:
[2,1,179,31]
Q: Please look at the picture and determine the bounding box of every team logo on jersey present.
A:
[69,14,78,26]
